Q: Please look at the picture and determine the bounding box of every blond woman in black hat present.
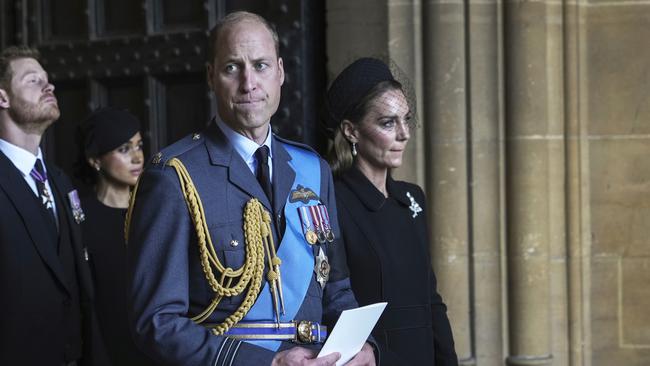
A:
[74,107,154,366]
[325,58,458,366]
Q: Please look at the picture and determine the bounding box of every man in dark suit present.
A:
[126,11,376,366]
[0,46,104,365]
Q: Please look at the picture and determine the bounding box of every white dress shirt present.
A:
[215,119,273,181]
[0,138,59,217]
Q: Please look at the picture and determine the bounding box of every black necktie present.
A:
[30,158,57,225]
[255,145,273,205]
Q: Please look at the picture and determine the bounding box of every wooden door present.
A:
[1,0,325,178]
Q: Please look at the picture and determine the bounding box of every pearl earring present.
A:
[351,142,357,157]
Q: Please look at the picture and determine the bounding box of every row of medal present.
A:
[298,204,335,245]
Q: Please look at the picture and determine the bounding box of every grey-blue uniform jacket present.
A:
[126,122,359,365]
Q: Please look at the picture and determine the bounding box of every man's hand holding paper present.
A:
[317,302,387,365]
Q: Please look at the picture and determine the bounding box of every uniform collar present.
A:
[0,138,45,178]
[340,166,410,212]
[215,119,273,168]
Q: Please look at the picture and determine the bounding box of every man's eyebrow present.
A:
[18,69,47,80]
[251,57,273,64]
[222,56,271,63]
[18,69,37,78]
[220,54,244,64]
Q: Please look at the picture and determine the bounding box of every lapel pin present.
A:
[406,192,422,218]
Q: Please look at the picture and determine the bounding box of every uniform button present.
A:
[230,239,239,247]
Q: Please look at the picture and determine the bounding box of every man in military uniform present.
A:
[126,11,376,366]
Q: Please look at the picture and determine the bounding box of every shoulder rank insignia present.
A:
[151,152,163,165]
[289,185,319,204]
[406,191,422,218]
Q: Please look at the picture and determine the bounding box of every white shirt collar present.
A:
[215,119,273,167]
[0,138,45,177]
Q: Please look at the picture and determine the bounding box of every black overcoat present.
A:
[335,167,458,366]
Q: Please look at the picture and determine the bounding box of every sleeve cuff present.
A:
[366,336,381,366]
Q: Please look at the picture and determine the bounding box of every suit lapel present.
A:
[0,152,71,294]
[205,123,272,212]
[48,166,94,299]
[271,139,296,217]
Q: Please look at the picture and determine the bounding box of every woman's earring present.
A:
[94,165,100,172]
[351,142,357,157]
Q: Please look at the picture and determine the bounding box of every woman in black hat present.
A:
[324,58,458,365]
[75,107,154,365]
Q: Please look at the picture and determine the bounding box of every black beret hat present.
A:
[323,57,396,137]
[80,107,140,157]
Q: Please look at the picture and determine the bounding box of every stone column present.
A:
[564,1,591,366]
[387,0,425,187]
[503,1,557,365]
[467,1,505,365]
[422,0,473,364]
[326,0,388,82]
[546,2,569,365]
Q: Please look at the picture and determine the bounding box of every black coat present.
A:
[335,167,458,366]
[82,194,156,366]
[0,151,107,365]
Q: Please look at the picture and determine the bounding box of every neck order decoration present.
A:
[125,158,285,334]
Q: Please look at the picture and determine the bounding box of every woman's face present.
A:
[353,88,412,172]
[96,132,144,187]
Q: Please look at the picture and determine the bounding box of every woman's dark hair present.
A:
[73,107,141,186]
[73,128,97,186]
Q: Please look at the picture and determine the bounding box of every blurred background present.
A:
[2,1,649,365]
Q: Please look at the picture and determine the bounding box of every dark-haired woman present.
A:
[324,58,458,365]
[75,108,154,365]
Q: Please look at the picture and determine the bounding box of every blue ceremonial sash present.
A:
[239,143,320,351]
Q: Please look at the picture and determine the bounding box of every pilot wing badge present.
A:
[289,185,320,204]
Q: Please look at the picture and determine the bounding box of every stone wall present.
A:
[326,1,650,365]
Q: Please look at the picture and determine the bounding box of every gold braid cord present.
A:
[124,174,142,244]
[125,158,280,335]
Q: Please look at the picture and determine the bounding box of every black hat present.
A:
[80,107,140,157]
[323,57,395,137]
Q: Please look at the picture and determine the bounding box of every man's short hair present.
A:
[207,11,280,65]
[0,46,40,90]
